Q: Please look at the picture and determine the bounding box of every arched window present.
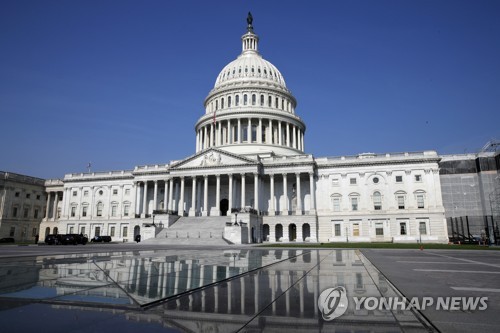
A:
[244,94,248,105]
[252,94,256,105]
[228,96,232,107]
[96,202,103,217]
[349,193,360,211]
[275,97,279,108]
[215,100,218,110]
[260,95,264,106]
[373,192,382,210]
[221,98,224,109]
[235,95,239,106]
[268,96,272,107]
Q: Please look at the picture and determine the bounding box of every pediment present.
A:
[170,149,257,170]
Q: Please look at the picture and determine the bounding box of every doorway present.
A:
[289,224,297,241]
[220,199,229,216]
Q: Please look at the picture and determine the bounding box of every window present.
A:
[71,206,76,217]
[26,193,31,199]
[82,206,88,217]
[24,208,29,218]
[110,226,115,237]
[10,227,15,237]
[221,98,224,109]
[400,222,407,235]
[350,178,357,185]
[72,191,77,196]
[415,175,422,182]
[375,222,384,236]
[396,175,403,183]
[275,97,279,108]
[260,95,264,106]
[419,221,427,235]
[215,100,218,110]
[124,205,130,217]
[123,226,128,237]
[95,226,101,237]
[417,194,425,209]
[98,190,103,195]
[251,125,257,142]
[352,223,360,236]
[96,203,103,217]
[252,94,256,105]
[332,178,339,186]
[334,224,341,236]
[34,209,39,219]
[228,96,232,107]
[373,177,379,184]
[32,228,37,237]
[36,194,41,200]
[12,206,18,217]
[113,189,118,195]
[351,197,358,211]
[333,197,341,212]
[235,95,239,106]
[69,226,74,234]
[81,226,86,235]
[111,205,117,217]
[84,190,89,197]
[373,192,382,210]
[15,192,20,197]
[244,94,248,105]
[125,189,130,195]
[397,195,405,209]
[268,96,272,107]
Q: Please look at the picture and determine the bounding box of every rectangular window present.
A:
[15,192,20,197]
[36,194,41,200]
[34,209,39,219]
[124,205,130,217]
[111,205,117,217]
[415,175,422,182]
[352,223,360,237]
[97,205,103,217]
[332,178,339,186]
[334,224,341,236]
[398,196,405,209]
[333,198,340,212]
[24,208,29,218]
[125,189,130,195]
[373,197,382,210]
[10,227,15,237]
[375,222,384,236]
[351,197,358,211]
[82,206,88,217]
[26,193,31,199]
[71,206,76,217]
[400,222,407,235]
[12,207,18,217]
[69,226,74,234]
[113,189,118,195]
[80,226,86,235]
[417,195,425,209]
[95,226,101,237]
[110,226,115,237]
[32,228,37,237]
[123,226,128,237]
[84,190,89,197]
[396,175,403,183]
[350,178,357,185]
[419,222,427,235]
[72,191,77,196]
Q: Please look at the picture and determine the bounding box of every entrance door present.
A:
[220,199,229,216]
[289,224,297,241]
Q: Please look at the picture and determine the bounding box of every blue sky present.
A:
[1,0,499,179]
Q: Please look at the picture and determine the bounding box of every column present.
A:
[296,173,302,215]
[237,119,241,143]
[163,179,168,211]
[189,177,197,216]
[293,126,297,149]
[228,174,233,213]
[119,184,124,217]
[179,177,185,216]
[241,174,246,208]
[153,180,158,213]
[282,174,288,215]
[278,121,282,145]
[286,123,295,147]
[52,192,59,221]
[269,174,275,216]
[254,173,259,212]
[142,181,148,217]
[227,119,231,144]
[218,122,222,146]
[107,185,113,219]
[309,172,316,213]
[196,130,199,152]
[215,174,220,216]
[203,126,207,150]
[268,119,272,144]
[247,118,251,143]
[258,118,262,143]
[301,131,304,151]
[45,192,51,220]
[203,176,208,216]
[168,178,174,211]
[134,182,140,216]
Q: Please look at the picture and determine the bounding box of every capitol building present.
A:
[3,15,455,244]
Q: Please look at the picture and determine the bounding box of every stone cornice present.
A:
[316,157,441,169]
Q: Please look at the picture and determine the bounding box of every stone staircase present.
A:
[143,216,233,245]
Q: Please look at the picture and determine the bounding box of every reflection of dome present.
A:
[195,14,306,158]
[214,33,287,91]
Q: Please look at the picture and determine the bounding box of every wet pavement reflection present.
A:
[0,248,434,332]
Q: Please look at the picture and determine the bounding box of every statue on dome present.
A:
[247,12,253,31]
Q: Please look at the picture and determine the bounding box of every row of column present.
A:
[135,172,316,217]
[196,118,304,152]
[44,191,62,221]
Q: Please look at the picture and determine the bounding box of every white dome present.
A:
[214,52,287,89]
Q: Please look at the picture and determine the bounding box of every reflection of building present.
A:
[0,171,46,242]
[28,15,450,244]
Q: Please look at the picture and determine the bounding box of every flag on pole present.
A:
[87,162,92,173]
